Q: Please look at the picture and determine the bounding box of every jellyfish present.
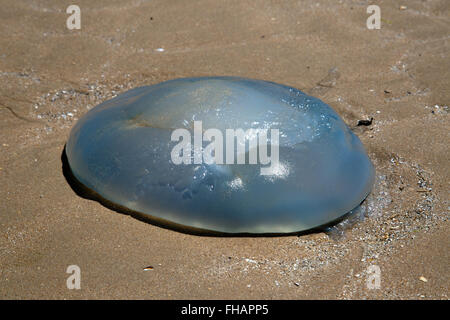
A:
[65,77,375,234]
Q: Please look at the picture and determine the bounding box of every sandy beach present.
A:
[0,0,448,299]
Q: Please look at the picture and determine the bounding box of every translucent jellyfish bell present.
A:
[65,77,375,234]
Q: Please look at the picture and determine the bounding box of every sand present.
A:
[0,0,448,299]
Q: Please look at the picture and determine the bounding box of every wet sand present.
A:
[0,0,448,299]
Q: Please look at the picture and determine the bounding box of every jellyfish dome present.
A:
[66,77,375,234]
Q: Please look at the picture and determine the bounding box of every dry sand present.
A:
[0,0,448,299]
